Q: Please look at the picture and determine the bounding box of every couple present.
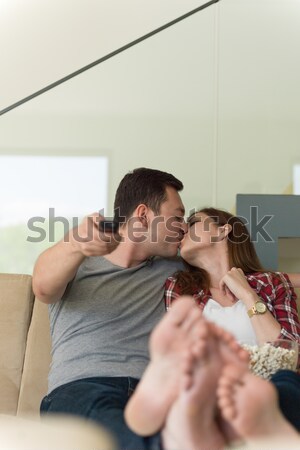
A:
[33,167,300,450]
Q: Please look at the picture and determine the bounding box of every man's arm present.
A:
[33,213,120,304]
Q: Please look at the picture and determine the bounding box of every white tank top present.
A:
[203,298,258,345]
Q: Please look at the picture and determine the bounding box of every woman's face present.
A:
[180,213,223,263]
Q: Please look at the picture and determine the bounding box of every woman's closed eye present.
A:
[188,219,199,228]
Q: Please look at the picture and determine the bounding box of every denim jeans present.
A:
[40,377,161,450]
[270,369,300,431]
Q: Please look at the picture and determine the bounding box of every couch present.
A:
[0,273,51,418]
[0,273,117,450]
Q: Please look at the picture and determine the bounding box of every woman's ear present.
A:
[221,223,232,238]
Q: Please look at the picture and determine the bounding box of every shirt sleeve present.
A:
[164,277,182,311]
[272,272,300,343]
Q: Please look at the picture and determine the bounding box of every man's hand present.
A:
[70,212,121,257]
[33,212,121,304]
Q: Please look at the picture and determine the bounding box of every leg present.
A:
[125,297,204,436]
[41,377,159,450]
[217,365,299,443]
[270,370,300,432]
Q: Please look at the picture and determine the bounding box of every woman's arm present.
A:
[245,271,300,344]
[220,268,283,344]
[271,272,300,343]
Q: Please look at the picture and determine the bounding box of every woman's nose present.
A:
[181,221,188,234]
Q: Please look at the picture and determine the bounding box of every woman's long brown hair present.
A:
[175,207,265,295]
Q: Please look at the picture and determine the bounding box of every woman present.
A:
[165,207,300,345]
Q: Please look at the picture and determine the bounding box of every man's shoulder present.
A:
[77,255,118,276]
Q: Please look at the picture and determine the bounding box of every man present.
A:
[33,167,186,450]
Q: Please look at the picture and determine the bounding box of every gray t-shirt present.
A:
[48,256,183,393]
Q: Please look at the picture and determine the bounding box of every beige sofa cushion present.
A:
[0,274,34,415]
[17,299,51,418]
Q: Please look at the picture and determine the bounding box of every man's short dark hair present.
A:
[113,167,183,223]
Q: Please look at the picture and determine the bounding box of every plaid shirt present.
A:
[164,271,300,344]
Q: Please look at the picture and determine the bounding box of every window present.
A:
[0,155,108,274]
[293,164,300,194]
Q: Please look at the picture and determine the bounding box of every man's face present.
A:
[148,186,186,257]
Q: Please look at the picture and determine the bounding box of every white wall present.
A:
[1,0,300,216]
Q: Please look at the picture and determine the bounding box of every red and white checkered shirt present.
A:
[164,271,300,343]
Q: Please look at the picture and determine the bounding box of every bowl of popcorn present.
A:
[243,339,299,380]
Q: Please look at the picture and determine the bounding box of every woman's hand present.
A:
[219,267,257,306]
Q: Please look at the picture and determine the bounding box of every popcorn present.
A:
[242,342,298,380]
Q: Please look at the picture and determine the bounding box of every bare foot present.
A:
[217,364,299,443]
[125,296,204,436]
[209,322,249,367]
[162,322,226,450]
[209,323,250,444]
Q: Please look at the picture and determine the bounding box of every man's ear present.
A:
[136,204,149,227]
